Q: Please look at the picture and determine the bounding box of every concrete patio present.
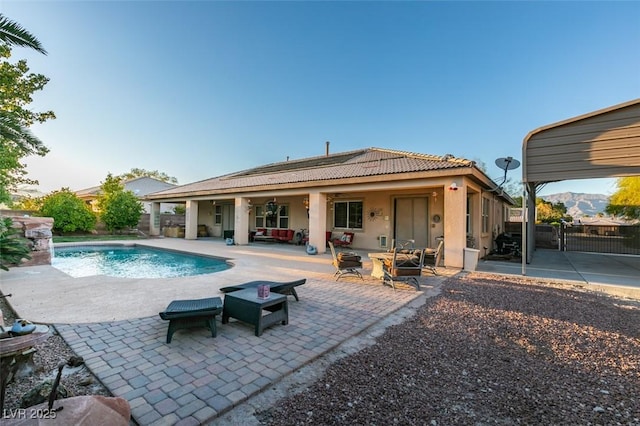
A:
[475,248,640,300]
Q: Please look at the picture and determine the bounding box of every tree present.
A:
[0,15,54,203]
[95,173,124,213]
[605,176,640,220]
[536,198,571,224]
[0,217,31,270]
[96,174,143,232]
[39,189,97,234]
[117,168,178,185]
[100,190,144,233]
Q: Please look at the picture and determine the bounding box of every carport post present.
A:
[521,186,527,276]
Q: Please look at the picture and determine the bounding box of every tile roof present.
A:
[147,148,475,198]
[76,177,176,197]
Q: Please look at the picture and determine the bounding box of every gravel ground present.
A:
[2,274,640,425]
[262,274,640,425]
[0,296,112,412]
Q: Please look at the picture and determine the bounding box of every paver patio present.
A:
[55,275,435,425]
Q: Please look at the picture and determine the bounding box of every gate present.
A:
[560,223,640,255]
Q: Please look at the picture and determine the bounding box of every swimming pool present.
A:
[52,245,231,278]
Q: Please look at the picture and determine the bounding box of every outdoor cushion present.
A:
[338,252,361,262]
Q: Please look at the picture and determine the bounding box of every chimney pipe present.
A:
[325,141,330,156]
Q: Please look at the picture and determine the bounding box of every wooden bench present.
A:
[159,297,223,343]
[219,279,306,302]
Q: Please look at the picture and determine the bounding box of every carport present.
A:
[521,98,640,271]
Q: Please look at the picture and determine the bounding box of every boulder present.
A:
[9,396,131,425]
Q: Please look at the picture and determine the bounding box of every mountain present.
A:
[538,192,609,218]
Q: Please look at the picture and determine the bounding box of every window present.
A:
[214,205,222,225]
[278,205,289,229]
[482,197,490,233]
[256,204,288,228]
[334,201,363,229]
[255,205,264,228]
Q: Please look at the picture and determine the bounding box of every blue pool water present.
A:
[52,245,230,278]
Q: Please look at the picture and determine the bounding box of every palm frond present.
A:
[0,14,47,54]
[0,111,48,155]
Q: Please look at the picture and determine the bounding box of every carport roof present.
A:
[522,98,640,186]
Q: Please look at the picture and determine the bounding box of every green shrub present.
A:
[39,189,96,234]
[100,190,143,232]
[0,217,31,270]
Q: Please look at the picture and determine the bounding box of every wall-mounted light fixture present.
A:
[303,197,310,218]
[449,182,459,191]
[246,199,252,212]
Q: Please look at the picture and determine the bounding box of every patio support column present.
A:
[234,197,251,245]
[149,202,161,236]
[185,200,198,240]
[308,192,327,254]
[443,180,465,268]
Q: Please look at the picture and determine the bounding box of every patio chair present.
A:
[389,239,415,252]
[382,248,426,291]
[219,279,307,302]
[328,241,363,281]
[424,240,444,275]
[331,232,355,249]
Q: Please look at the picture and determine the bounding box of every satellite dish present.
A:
[495,156,520,171]
[493,156,521,190]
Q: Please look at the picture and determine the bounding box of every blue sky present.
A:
[4,1,639,197]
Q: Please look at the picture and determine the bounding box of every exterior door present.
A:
[223,204,234,238]
[394,197,429,247]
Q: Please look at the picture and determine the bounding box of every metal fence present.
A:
[560,224,640,255]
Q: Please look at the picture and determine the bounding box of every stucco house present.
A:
[75,176,179,214]
[144,147,515,269]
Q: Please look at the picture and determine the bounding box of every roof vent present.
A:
[326,141,330,156]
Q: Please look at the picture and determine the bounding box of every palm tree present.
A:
[0,12,48,152]
[0,13,48,202]
[0,13,46,54]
